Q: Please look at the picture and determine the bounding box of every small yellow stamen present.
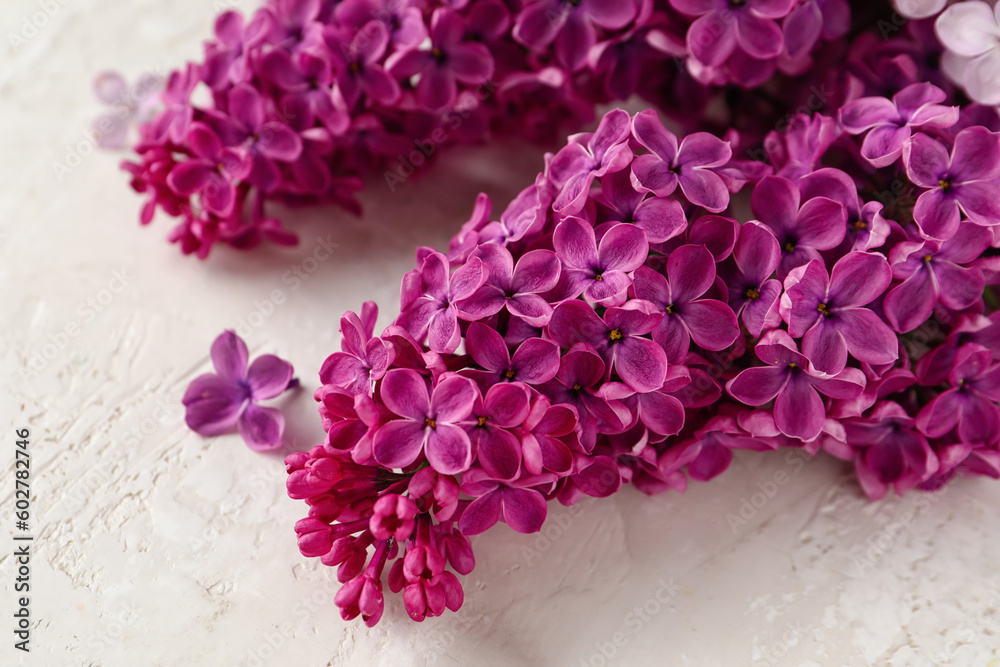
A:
[425,417,437,429]
[746,287,760,300]
[609,329,624,342]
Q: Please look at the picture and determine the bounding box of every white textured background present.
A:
[2,1,1000,665]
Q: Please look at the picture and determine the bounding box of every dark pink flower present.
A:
[782,252,897,375]
[845,402,938,500]
[513,0,637,71]
[671,0,794,66]
[632,245,740,364]
[630,109,732,212]
[916,344,1000,444]
[553,218,648,304]
[372,369,479,473]
[387,8,494,110]
[903,127,1000,241]
[458,244,561,326]
[548,299,668,393]
[840,83,959,167]
[727,330,865,441]
[464,322,561,390]
[883,222,992,333]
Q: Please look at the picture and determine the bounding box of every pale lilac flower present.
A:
[935,1,1000,105]
[839,83,958,167]
[903,127,1000,241]
[183,330,295,450]
[630,109,732,212]
[324,20,401,106]
[782,252,898,375]
[372,369,479,473]
[632,245,740,364]
[892,0,946,20]
[92,70,163,149]
[727,330,865,441]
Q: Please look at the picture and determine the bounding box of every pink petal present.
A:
[373,420,427,469]
[237,403,285,451]
[211,330,248,382]
[380,368,431,420]
[774,375,825,441]
[246,354,294,399]
[426,423,473,474]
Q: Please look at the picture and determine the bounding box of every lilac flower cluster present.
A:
[284,98,1000,625]
[124,0,866,257]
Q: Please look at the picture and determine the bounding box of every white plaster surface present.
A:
[2,1,1000,665]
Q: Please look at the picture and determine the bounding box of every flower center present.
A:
[784,241,796,253]
[938,177,952,192]
[853,219,867,229]
[923,254,933,263]
[817,302,831,317]
[431,47,446,62]
[504,369,516,379]
[746,287,760,300]
[424,417,437,429]
[664,304,673,314]
[477,416,488,426]
[594,271,604,282]
[572,383,582,391]
[348,61,361,74]
[609,328,624,342]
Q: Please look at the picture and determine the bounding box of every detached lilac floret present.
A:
[183,330,296,450]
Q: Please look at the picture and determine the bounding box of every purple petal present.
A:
[381,368,430,420]
[458,490,502,535]
[683,300,740,351]
[727,366,788,405]
[554,217,598,269]
[246,354,294,399]
[467,322,511,373]
[167,160,214,196]
[956,180,1000,227]
[667,244,716,304]
[950,126,1000,183]
[630,155,679,197]
[598,222,648,272]
[935,261,984,311]
[688,14,736,66]
[500,488,547,533]
[678,168,730,212]
[507,293,553,326]
[614,338,668,393]
[913,189,961,241]
[431,375,479,423]
[256,122,302,162]
[795,196,847,250]
[883,268,936,333]
[475,427,521,481]
[426,424,473,474]
[735,13,783,60]
[904,132,949,188]
[837,308,900,367]
[211,330,248,382]
[548,300,609,350]
[506,339,559,385]
[373,420,427,469]
[829,252,891,307]
[183,374,247,436]
[633,197,687,244]
[860,124,911,168]
[751,176,799,233]
[631,109,678,162]
[802,319,848,375]
[237,403,285,451]
[513,249,562,294]
[839,96,899,132]
[774,375,825,441]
